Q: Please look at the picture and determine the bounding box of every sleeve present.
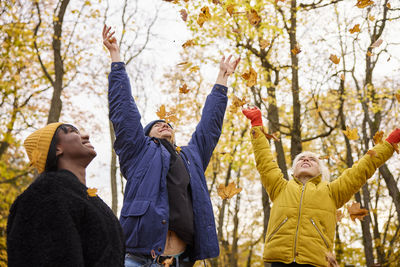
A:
[250,126,287,201]
[7,196,84,267]
[329,141,394,208]
[108,62,146,177]
[187,84,228,170]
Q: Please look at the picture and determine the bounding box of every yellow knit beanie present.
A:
[23,122,63,173]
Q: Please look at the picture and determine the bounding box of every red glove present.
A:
[242,107,263,127]
[386,128,400,144]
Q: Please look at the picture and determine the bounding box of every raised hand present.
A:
[215,55,240,86]
[242,107,263,127]
[102,25,121,62]
[386,128,400,144]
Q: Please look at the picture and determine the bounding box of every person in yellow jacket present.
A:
[242,107,400,267]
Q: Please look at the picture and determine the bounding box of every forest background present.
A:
[1,0,400,266]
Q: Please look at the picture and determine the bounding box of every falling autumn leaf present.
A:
[156,105,178,124]
[319,155,330,160]
[177,61,188,66]
[259,39,270,49]
[367,150,377,158]
[367,51,373,57]
[217,182,242,200]
[180,9,188,21]
[373,130,384,144]
[182,39,196,48]
[179,83,190,94]
[87,188,98,197]
[356,0,374,9]
[329,54,340,64]
[189,66,200,73]
[325,252,340,267]
[349,24,360,34]
[197,6,211,27]
[246,9,261,26]
[370,39,383,48]
[291,43,301,55]
[395,93,400,103]
[241,67,257,87]
[368,15,375,21]
[336,210,344,222]
[386,3,391,9]
[342,126,359,140]
[261,127,280,142]
[226,4,235,16]
[229,95,247,113]
[347,202,369,222]
[212,0,221,4]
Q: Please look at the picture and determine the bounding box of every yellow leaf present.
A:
[241,67,257,87]
[368,15,375,21]
[259,39,270,49]
[197,6,211,27]
[349,24,360,34]
[347,202,369,221]
[291,44,301,55]
[182,39,196,48]
[246,9,261,26]
[189,66,200,73]
[342,126,359,140]
[329,54,340,64]
[156,105,178,124]
[386,3,391,8]
[156,105,167,119]
[179,83,190,94]
[176,146,182,154]
[87,188,98,197]
[367,51,373,57]
[226,4,235,16]
[373,130,384,144]
[217,182,242,200]
[229,95,246,113]
[356,0,374,8]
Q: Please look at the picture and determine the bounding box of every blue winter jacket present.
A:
[108,62,227,260]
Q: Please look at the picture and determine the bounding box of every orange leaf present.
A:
[386,3,391,8]
[182,39,195,48]
[261,127,280,142]
[189,66,200,73]
[87,188,98,197]
[393,143,399,154]
[291,43,301,55]
[342,126,359,140]
[373,130,384,144]
[229,95,247,113]
[241,67,257,87]
[156,105,178,124]
[259,39,270,49]
[356,0,374,8]
[349,24,360,34]
[246,9,261,26]
[395,93,400,103]
[226,4,235,16]
[179,84,190,94]
[368,15,375,21]
[319,155,330,160]
[217,182,242,200]
[329,54,340,64]
[336,210,344,222]
[347,202,369,222]
[367,150,377,158]
[180,9,188,21]
[325,252,339,267]
[176,146,182,154]
[371,39,383,48]
[197,6,211,27]
[367,51,373,57]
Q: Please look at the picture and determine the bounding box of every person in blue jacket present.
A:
[103,25,240,267]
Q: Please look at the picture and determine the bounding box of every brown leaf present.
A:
[367,150,377,158]
[356,0,374,8]
[241,67,257,87]
[180,9,188,21]
[217,182,242,200]
[371,39,383,48]
[226,4,235,16]
[179,83,190,94]
[291,43,301,55]
[156,105,178,124]
[386,3,391,9]
[229,95,246,113]
[336,210,344,222]
[373,130,384,144]
[347,202,369,222]
[246,9,261,26]
[395,93,400,103]
[393,143,399,154]
[182,39,195,48]
[329,54,340,64]
[197,6,211,27]
[325,252,339,267]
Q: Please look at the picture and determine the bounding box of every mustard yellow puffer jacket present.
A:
[250,126,394,267]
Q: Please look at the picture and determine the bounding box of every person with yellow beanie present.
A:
[7,123,125,267]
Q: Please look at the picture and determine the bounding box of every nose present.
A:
[81,133,90,141]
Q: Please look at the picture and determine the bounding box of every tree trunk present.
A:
[109,120,118,214]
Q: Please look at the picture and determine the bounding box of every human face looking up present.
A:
[293,154,320,182]
[148,122,174,143]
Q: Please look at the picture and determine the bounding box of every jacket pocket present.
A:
[267,217,288,242]
[121,200,151,217]
[310,218,329,248]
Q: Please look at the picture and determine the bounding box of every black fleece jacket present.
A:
[7,169,125,267]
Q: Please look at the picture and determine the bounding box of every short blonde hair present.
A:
[291,151,330,181]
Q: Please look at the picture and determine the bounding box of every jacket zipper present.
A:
[310,218,329,248]
[293,184,305,262]
[267,217,288,242]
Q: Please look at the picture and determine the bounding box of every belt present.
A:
[127,252,194,267]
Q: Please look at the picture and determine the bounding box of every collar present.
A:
[292,174,322,185]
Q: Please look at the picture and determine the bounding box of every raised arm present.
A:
[103,25,146,176]
[188,55,240,170]
[242,107,287,201]
[329,129,399,208]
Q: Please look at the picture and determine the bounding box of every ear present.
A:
[55,144,63,157]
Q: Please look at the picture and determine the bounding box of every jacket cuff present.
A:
[213,84,228,95]
[111,62,126,71]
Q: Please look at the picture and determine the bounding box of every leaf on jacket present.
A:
[356,0,374,9]
[336,210,344,222]
[241,67,257,87]
[261,127,280,142]
[246,9,261,26]
[182,39,195,48]
[329,54,340,64]
[176,146,181,154]
[373,130,384,144]
[87,188,98,197]
[217,182,242,200]
[347,202,369,221]
[197,6,211,27]
[349,24,360,34]
[180,9,188,21]
[161,257,174,267]
[367,150,377,158]
[370,39,383,48]
[291,43,301,55]
[179,84,190,94]
[229,95,246,113]
[259,39,270,49]
[342,126,359,140]
[156,105,178,124]
[325,252,339,267]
